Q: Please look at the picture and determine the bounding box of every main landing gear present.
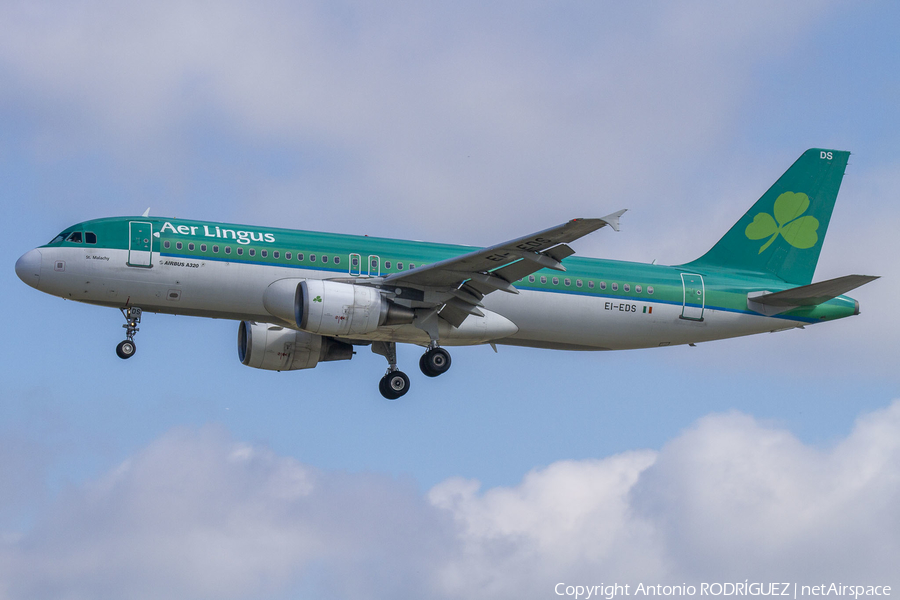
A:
[372,341,409,399]
[419,345,451,377]
[372,341,452,399]
[116,307,142,359]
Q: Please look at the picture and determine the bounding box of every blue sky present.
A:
[2,1,899,598]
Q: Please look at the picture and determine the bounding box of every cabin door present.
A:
[680,273,705,321]
[127,221,153,267]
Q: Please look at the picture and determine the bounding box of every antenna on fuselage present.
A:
[142,207,150,217]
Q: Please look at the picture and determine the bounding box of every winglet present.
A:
[600,209,627,232]
[142,207,151,218]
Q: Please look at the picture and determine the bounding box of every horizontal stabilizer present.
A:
[747,274,878,315]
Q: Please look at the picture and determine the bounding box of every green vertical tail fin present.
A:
[684,148,850,285]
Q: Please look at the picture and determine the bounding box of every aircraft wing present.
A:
[382,210,626,327]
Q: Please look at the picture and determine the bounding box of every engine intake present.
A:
[237,321,352,371]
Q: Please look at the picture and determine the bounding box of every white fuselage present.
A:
[30,245,800,351]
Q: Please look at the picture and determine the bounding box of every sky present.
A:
[2,1,899,598]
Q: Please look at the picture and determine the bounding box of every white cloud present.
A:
[2,401,899,599]
[0,0,835,239]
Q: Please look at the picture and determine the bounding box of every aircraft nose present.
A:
[15,248,42,289]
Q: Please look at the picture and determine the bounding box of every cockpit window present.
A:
[50,234,65,244]
[85,232,97,244]
[65,232,83,243]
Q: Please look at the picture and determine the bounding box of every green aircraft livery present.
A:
[15,149,877,398]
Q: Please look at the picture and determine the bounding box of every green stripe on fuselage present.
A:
[43,215,859,323]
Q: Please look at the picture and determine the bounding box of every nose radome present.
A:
[15,249,42,289]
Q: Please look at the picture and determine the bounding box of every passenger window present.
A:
[164,241,171,249]
[200,244,207,252]
[529,275,535,282]
[249,249,255,257]
[385,261,392,269]
[612,283,618,291]
[409,264,415,269]
[322,255,328,263]
[397,262,404,270]
[600,281,607,290]
[589,281,594,289]
[334,256,340,265]
[311,254,316,262]
[85,232,97,244]
[635,285,642,293]
[273,251,279,259]
[213,245,219,253]
[297,253,304,261]
[564,278,571,286]
[286,252,291,260]
[176,242,183,250]
[261,249,267,258]
[66,232,83,243]
[576,279,583,287]
[188,243,195,251]
[624,284,630,292]
[237,248,243,255]
[552,277,559,285]
[648,286,654,294]
[540,276,547,284]
[225,246,231,254]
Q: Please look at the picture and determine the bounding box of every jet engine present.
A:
[294,279,414,336]
[237,321,353,371]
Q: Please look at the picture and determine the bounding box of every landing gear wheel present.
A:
[117,307,142,360]
[116,339,136,359]
[420,347,451,377]
[379,370,410,399]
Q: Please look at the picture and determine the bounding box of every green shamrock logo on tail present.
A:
[745,192,819,254]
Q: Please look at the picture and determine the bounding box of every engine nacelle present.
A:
[237,321,353,371]
[264,278,416,336]
[297,280,388,336]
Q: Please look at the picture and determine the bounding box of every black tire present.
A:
[379,371,410,399]
[419,353,434,377]
[116,339,136,359]
[421,347,451,377]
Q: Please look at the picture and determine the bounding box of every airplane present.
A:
[15,148,877,399]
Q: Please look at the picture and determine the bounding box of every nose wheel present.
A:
[116,339,136,359]
[117,307,142,360]
[419,346,451,377]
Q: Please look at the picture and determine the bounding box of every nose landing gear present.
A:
[116,307,142,359]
